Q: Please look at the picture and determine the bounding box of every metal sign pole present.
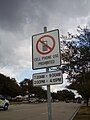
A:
[47,68,52,120]
[44,27,52,120]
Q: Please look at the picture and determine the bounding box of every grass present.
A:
[73,105,90,120]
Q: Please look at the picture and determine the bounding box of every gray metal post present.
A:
[44,27,52,120]
[47,68,52,120]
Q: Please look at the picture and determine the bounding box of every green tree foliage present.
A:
[51,92,57,100]
[19,79,30,96]
[0,73,21,97]
[19,79,47,99]
[61,26,90,106]
[57,90,75,101]
[33,86,47,99]
[67,71,90,106]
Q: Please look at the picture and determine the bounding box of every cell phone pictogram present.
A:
[42,40,48,51]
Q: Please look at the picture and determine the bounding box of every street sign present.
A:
[33,70,63,86]
[32,29,61,69]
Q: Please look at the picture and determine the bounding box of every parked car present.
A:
[0,95,9,110]
[65,99,70,103]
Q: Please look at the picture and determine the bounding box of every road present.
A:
[0,102,81,120]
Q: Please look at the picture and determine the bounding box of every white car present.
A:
[0,97,9,110]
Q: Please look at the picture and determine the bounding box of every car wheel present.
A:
[4,104,9,110]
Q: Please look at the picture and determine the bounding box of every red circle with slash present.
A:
[36,35,55,55]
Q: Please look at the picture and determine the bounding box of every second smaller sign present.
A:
[33,70,63,86]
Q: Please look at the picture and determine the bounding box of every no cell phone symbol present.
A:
[36,35,55,55]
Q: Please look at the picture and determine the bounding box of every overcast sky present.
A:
[0,0,90,91]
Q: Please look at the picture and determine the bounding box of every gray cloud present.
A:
[0,0,90,81]
[0,0,90,32]
[0,0,23,31]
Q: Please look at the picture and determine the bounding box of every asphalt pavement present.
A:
[0,102,81,120]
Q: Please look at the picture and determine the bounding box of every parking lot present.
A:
[0,102,81,120]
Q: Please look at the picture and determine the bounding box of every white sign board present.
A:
[33,71,63,86]
[32,29,61,69]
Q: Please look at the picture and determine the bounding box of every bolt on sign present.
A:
[32,29,61,69]
[33,70,63,86]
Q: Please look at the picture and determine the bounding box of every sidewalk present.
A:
[73,103,90,120]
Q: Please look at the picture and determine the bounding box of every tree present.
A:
[0,73,21,97]
[20,79,30,96]
[51,92,58,101]
[61,26,90,106]
[57,90,75,101]
[19,79,47,99]
[67,72,90,105]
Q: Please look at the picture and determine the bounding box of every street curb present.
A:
[69,105,82,120]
